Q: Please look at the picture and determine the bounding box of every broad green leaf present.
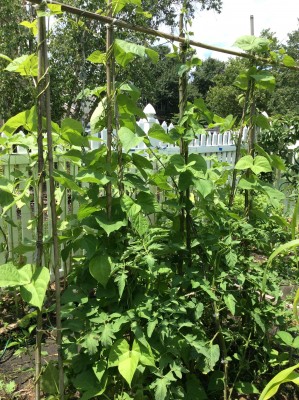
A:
[132,152,153,170]
[121,195,141,218]
[251,156,272,174]
[52,170,84,194]
[96,214,127,236]
[235,155,253,170]
[251,71,276,92]
[5,54,38,77]
[108,339,140,386]
[254,114,271,129]
[114,39,158,67]
[0,106,37,135]
[154,377,168,400]
[276,331,294,346]
[235,381,259,395]
[224,293,236,315]
[270,155,286,171]
[283,54,296,67]
[118,127,144,152]
[259,363,299,400]
[47,4,63,14]
[41,361,59,395]
[19,265,50,310]
[90,98,107,134]
[89,254,112,287]
[136,191,161,214]
[92,360,107,383]
[234,35,270,52]
[87,50,106,64]
[195,179,213,198]
[20,20,38,36]
[134,340,155,367]
[147,319,158,338]
[150,173,172,190]
[0,263,29,287]
[148,123,175,144]
[77,170,109,185]
[188,153,207,173]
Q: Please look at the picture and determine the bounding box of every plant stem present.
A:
[229,83,252,208]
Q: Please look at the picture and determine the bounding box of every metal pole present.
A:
[250,15,254,36]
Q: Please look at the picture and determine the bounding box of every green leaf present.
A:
[114,271,127,299]
[108,339,140,387]
[283,54,296,67]
[0,263,29,287]
[148,123,175,144]
[118,127,144,152]
[89,254,112,287]
[5,54,38,77]
[52,170,84,194]
[82,333,99,355]
[132,152,153,170]
[19,265,50,310]
[96,213,126,236]
[92,360,107,384]
[259,363,299,400]
[121,195,141,218]
[195,179,213,198]
[61,118,89,147]
[131,213,149,236]
[195,303,204,320]
[235,155,272,174]
[276,331,294,346]
[114,39,158,67]
[100,324,116,347]
[87,50,106,64]
[136,191,161,214]
[254,114,270,129]
[233,35,270,52]
[235,381,259,395]
[235,155,253,170]
[41,361,59,395]
[90,97,107,134]
[224,294,236,315]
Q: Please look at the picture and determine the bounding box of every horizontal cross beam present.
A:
[28,0,299,71]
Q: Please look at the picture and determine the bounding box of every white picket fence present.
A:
[90,104,246,165]
[0,103,246,269]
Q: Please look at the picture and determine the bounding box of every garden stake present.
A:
[35,5,46,398]
[38,6,65,398]
[106,0,113,219]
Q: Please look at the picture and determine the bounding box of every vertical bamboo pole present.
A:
[35,6,46,398]
[38,7,65,398]
[178,9,191,270]
[106,0,113,219]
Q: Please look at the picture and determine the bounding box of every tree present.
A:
[0,0,35,121]
[191,57,225,99]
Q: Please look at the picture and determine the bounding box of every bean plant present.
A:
[0,3,299,400]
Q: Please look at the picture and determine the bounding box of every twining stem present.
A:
[106,0,113,219]
[37,9,64,398]
[229,81,252,208]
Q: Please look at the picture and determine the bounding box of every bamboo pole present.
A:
[38,9,65,399]
[106,0,113,219]
[35,6,46,398]
[27,0,299,71]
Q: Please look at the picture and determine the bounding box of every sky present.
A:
[186,0,299,60]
